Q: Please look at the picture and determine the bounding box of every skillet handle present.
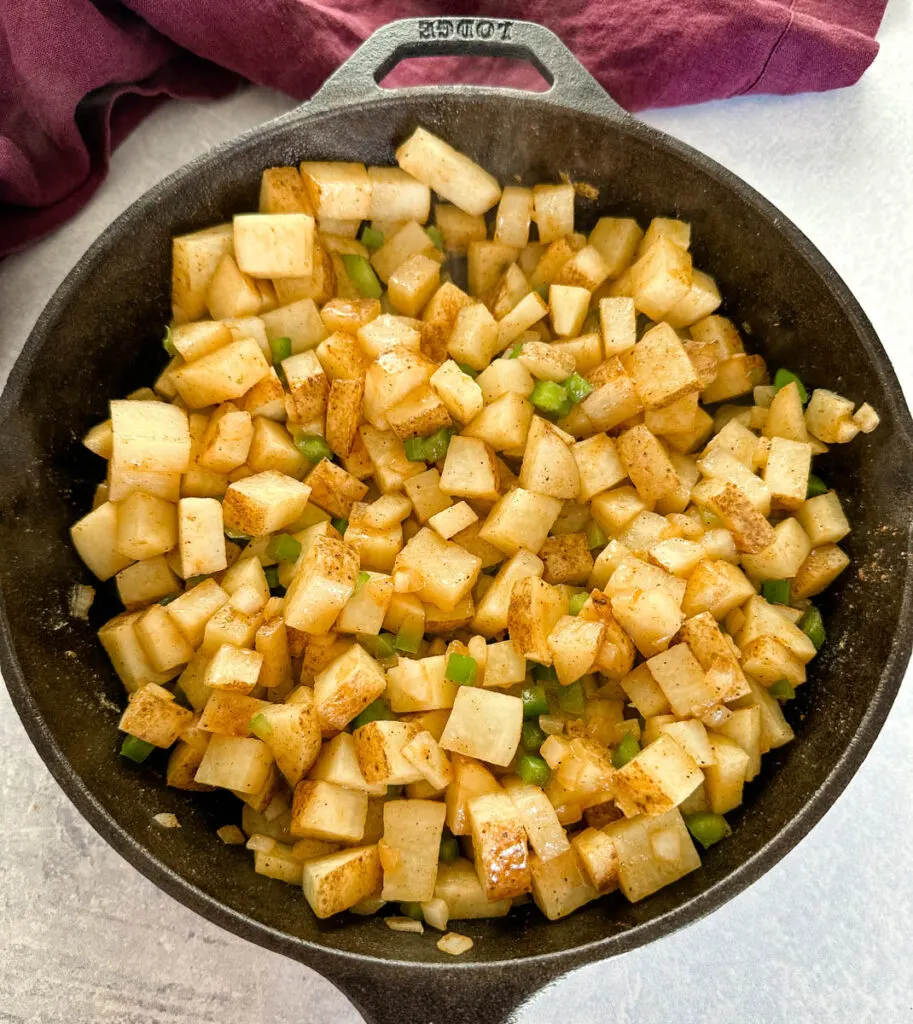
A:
[320,959,565,1024]
[306,16,628,120]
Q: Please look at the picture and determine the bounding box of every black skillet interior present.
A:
[1,17,912,1024]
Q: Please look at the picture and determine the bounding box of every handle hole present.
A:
[376,55,551,93]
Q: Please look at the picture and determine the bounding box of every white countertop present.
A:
[2,5,912,1021]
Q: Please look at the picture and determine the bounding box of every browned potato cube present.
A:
[313,642,387,735]
[696,481,775,554]
[386,385,453,441]
[119,683,193,747]
[204,643,263,694]
[396,128,501,216]
[630,237,693,320]
[540,534,594,586]
[632,323,701,411]
[790,543,850,599]
[354,720,423,785]
[222,470,311,536]
[172,338,270,409]
[317,331,372,381]
[259,166,314,215]
[479,487,562,557]
[171,223,234,323]
[305,458,368,518]
[233,213,315,279]
[518,416,580,500]
[394,527,481,612]
[507,576,568,665]
[300,161,372,220]
[387,253,441,317]
[546,614,604,686]
[324,378,364,459]
[290,779,368,844]
[439,687,523,767]
[301,845,382,919]
[380,798,447,903]
[283,535,359,633]
[282,350,328,423]
[616,426,680,502]
[467,791,531,901]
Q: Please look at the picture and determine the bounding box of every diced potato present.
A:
[517,416,580,500]
[603,808,700,903]
[467,791,531,901]
[233,213,314,279]
[172,339,270,409]
[119,682,193,746]
[380,799,447,902]
[222,470,311,537]
[299,161,371,220]
[388,253,441,317]
[430,361,485,424]
[616,425,680,502]
[434,858,511,919]
[805,388,859,443]
[251,697,322,787]
[434,204,487,254]
[495,291,549,350]
[791,543,850,599]
[763,437,812,510]
[259,166,314,215]
[740,517,812,581]
[612,732,703,817]
[396,128,501,216]
[283,534,359,633]
[529,846,597,921]
[359,424,425,493]
[630,237,693,320]
[853,402,880,433]
[701,353,767,405]
[313,641,387,734]
[309,732,385,797]
[547,614,604,685]
[401,730,453,790]
[110,400,191,474]
[478,488,562,556]
[206,254,262,320]
[548,284,590,338]
[587,217,642,278]
[427,502,477,542]
[664,269,722,329]
[682,558,755,620]
[116,555,180,609]
[195,734,274,793]
[176,497,226,578]
[694,481,775,554]
[71,502,134,581]
[262,297,329,355]
[394,527,481,612]
[795,491,850,546]
[713,705,762,781]
[571,433,626,503]
[368,166,430,222]
[703,735,749,813]
[171,223,234,323]
[571,827,620,893]
[507,576,568,664]
[677,611,750,701]
[204,643,263,694]
[301,844,382,918]
[440,687,522,767]
[354,720,424,785]
[619,662,670,717]
[532,183,575,243]
[290,779,367,843]
[631,323,701,412]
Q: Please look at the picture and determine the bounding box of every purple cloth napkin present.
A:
[0,0,888,258]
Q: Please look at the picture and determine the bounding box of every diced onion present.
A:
[246,833,276,854]
[216,825,246,845]
[68,583,95,620]
[539,715,565,737]
[437,932,473,956]
[153,813,180,829]
[420,897,449,931]
[263,792,289,822]
[378,839,401,872]
[385,916,424,934]
[350,897,387,916]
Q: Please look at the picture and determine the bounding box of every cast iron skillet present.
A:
[1,17,912,1024]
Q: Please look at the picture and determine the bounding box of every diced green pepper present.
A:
[456,363,478,378]
[269,335,292,366]
[762,579,791,605]
[354,570,371,593]
[267,533,301,563]
[806,473,828,498]
[185,574,209,588]
[421,427,452,463]
[120,734,156,763]
[773,367,809,405]
[521,720,547,752]
[585,521,608,550]
[394,626,423,655]
[611,732,640,769]
[684,811,732,850]
[445,653,478,685]
[162,326,176,358]
[264,566,281,591]
[425,225,444,249]
[439,832,460,863]
[158,594,178,606]
[360,226,385,250]
[557,680,585,716]
[521,685,549,719]
[249,712,273,739]
[404,436,427,462]
[358,633,397,661]
[535,284,549,301]
[563,372,593,404]
[294,433,333,464]
[352,698,395,730]
[506,344,524,359]
[331,516,348,535]
[516,754,551,788]
[399,901,424,921]
[799,605,826,649]
[568,592,589,616]
[224,527,251,542]
[530,380,569,415]
[533,664,559,685]
[342,254,383,299]
[769,678,796,701]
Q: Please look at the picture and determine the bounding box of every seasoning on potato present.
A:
[71,126,876,940]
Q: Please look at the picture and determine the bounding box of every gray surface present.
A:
[2,4,913,1021]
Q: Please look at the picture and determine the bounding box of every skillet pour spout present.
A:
[1,17,912,1024]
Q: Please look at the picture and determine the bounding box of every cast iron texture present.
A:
[1,18,912,1024]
